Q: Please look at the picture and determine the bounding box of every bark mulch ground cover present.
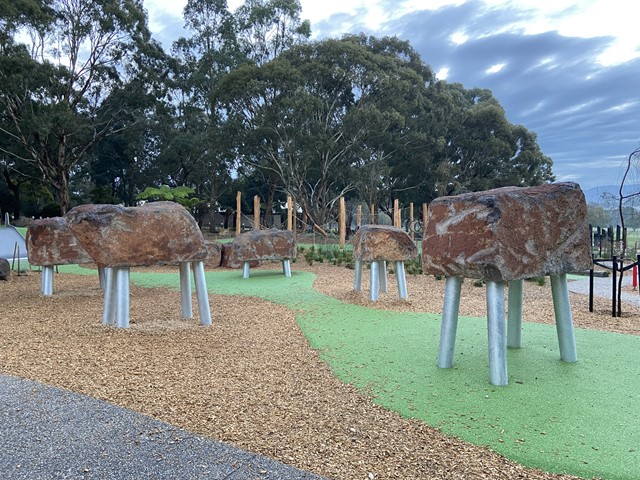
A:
[3,262,633,479]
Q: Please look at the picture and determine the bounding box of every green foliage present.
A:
[40,203,61,218]
[472,279,485,287]
[136,185,196,202]
[0,0,155,213]
[2,0,557,220]
[136,185,201,213]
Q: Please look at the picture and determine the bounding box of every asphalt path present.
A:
[1,375,325,480]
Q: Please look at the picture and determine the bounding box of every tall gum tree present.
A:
[0,0,152,213]
[217,34,435,228]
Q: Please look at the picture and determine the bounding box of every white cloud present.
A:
[485,63,506,74]
[436,67,450,79]
[450,31,469,45]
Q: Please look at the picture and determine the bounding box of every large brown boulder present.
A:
[204,240,223,268]
[230,229,297,262]
[66,202,208,267]
[26,217,92,266]
[220,243,257,269]
[422,182,592,281]
[351,225,418,261]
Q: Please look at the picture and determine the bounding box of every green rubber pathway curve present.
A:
[61,265,640,479]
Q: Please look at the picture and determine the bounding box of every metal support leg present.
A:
[370,261,380,301]
[354,259,363,291]
[395,261,408,299]
[98,267,106,289]
[115,267,130,329]
[380,261,388,293]
[550,273,577,362]
[41,265,54,296]
[102,268,116,326]
[180,262,193,319]
[242,261,250,279]
[507,279,523,349]
[282,259,292,277]
[193,261,212,326]
[438,276,463,368]
[486,280,508,386]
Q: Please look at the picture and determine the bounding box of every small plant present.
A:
[303,246,315,266]
[434,274,443,281]
[473,279,484,287]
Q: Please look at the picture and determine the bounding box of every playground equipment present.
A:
[224,228,296,279]
[0,213,28,269]
[422,182,592,386]
[64,202,212,328]
[351,225,418,301]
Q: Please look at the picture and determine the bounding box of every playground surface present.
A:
[1,261,639,479]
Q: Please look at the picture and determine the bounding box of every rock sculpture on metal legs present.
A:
[422,182,592,386]
[26,217,94,295]
[66,202,212,328]
[227,228,296,278]
[351,225,418,301]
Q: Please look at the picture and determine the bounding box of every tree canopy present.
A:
[0,0,555,222]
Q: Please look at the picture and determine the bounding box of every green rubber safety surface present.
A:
[61,265,640,479]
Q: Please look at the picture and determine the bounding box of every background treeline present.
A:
[0,0,554,228]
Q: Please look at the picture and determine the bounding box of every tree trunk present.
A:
[58,170,71,214]
[264,181,276,227]
[2,166,21,220]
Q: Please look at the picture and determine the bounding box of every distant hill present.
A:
[583,184,640,204]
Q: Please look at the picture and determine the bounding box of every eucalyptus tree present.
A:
[428,84,554,197]
[235,0,310,66]
[162,0,242,215]
[217,34,436,228]
[0,0,155,213]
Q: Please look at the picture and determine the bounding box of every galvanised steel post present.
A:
[115,267,130,329]
[41,266,54,296]
[102,267,116,326]
[193,260,211,326]
[353,259,363,291]
[550,273,577,362]
[438,276,463,369]
[179,262,193,319]
[486,280,508,386]
[395,260,408,299]
[507,279,523,349]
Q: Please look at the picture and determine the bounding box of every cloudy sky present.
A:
[145,0,639,191]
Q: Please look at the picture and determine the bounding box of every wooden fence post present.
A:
[409,202,414,240]
[422,203,428,232]
[293,197,297,238]
[370,203,375,225]
[393,199,400,227]
[339,197,346,248]
[253,195,260,230]
[287,195,293,231]
[236,191,241,236]
[356,204,362,228]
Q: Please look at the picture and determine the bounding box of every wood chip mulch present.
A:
[3,263,630,479]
